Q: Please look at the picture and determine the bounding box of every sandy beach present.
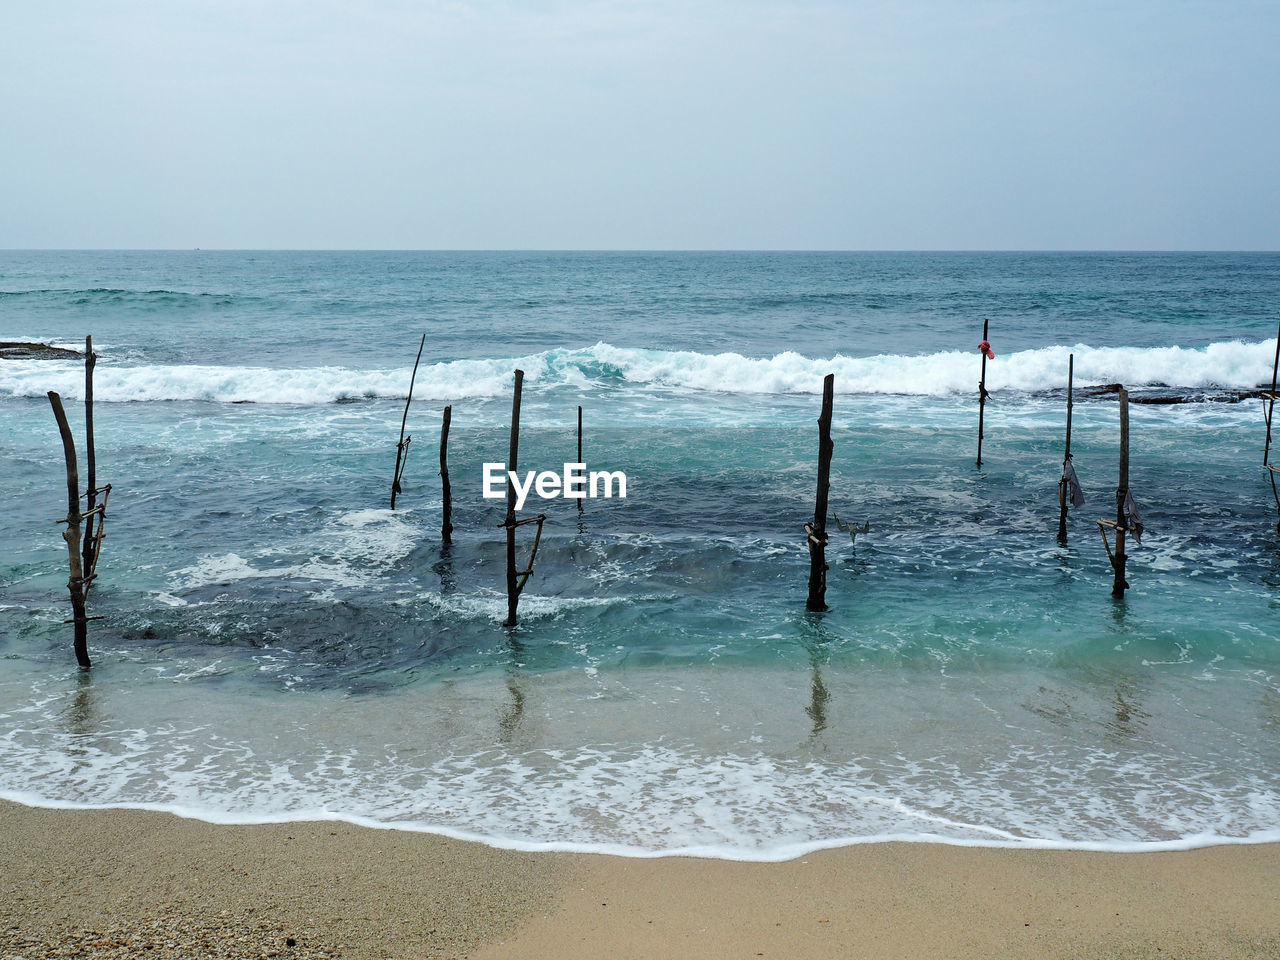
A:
[2,800,1278,959]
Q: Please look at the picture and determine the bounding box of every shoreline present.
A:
[7,791,1279,860]
[4,800,1280,959]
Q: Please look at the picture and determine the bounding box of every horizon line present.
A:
[3,247,1279,255]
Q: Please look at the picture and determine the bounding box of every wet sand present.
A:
[3,800,1278,959]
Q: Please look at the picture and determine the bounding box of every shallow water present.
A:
[2,251,1279,858]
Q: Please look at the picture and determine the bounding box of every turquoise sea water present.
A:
[2,250,1279,859]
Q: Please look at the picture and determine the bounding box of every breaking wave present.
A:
[1,339,1273,403]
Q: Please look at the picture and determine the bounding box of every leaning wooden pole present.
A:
[504,370,524,627]
[391,333,426,510]
[48,392,90,669]
[81,336,98,584]
[1057,353,1074,545]
[1265,313,1279,466]
[440,405,453,543]
[805,374,835,612]
[1112,388,1130,598]
[976,318,990,468]
[1266,314,1280,533]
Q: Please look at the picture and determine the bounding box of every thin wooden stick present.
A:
[1265,313,1280,533]
[976,318,989,468]
[1269,466,1280,535]
[1057,353,1074,545]
[1097,519,1115,561]
[1265,312,1279,466]
[440,404,453,543]
[48,391,90,669]
[391,333,426,509]
[511,514,547,596]
[1112,388,1129,598]
[81,336,98,581]
[576,404,583,515]
[83,485,111,591]
[504,369,524,627]
[806,374,835,612]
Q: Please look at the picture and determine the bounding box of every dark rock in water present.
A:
[1065,383,1269,405]
[0,341,83,360]
[1129,389,1269,405]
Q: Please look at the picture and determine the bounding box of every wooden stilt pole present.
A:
[48,392,90,669]
[440,405,453,543]
[576,404,583,515]
[391,333,426,509]
[1057,353,1074,545]
[1112,388,1130,598]
[976,318,989,468]
[504,370,524,627]
[81,336,99,588]
[805,374,835,612]
[1265,314,1280,533]
[1264,313,1279,466]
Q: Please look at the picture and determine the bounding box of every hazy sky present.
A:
[2,1,1276,249]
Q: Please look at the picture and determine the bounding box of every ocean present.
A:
[2,250,1279,860]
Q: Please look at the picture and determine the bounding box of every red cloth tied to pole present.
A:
[978,340,995,359]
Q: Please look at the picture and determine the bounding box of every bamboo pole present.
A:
[440,405,453,543]
[976,319,990,468]
[1112,388,1130,598]
[48,391,90,669]
[81,336,98,585]
[805,374,835,612]
[391,333,426,509]
[504,370,524,627]
[1057,353,1074,545]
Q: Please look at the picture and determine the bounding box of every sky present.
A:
[1,0,1277,250]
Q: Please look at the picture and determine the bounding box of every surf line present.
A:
[483,462,627,511]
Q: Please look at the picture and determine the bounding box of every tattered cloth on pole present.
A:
[1122,489,1144,543]
[1062,458,1085,508]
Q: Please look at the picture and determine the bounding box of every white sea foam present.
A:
[416,590,623,623]
[167,509,421,594]
[1,340,1272,404]
[3,742,1279,861]
[3,661,1280,861]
